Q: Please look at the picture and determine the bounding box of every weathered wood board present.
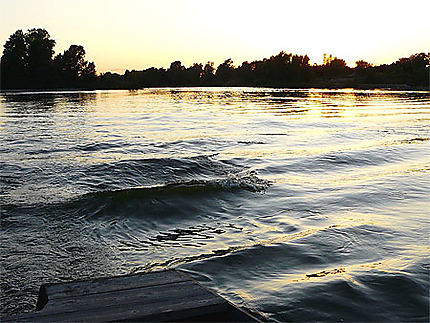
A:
[5,269,259,322]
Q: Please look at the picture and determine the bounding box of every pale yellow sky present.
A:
[1,0,429,73]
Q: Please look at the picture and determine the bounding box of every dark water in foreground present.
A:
[1,88,429,321]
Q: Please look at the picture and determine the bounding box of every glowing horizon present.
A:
[1,0,429,74]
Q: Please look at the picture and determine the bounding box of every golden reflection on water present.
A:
[19,88,426,159]
[270,161,430,188]
[256,257,415,289]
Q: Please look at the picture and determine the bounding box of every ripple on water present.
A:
[0,88,429,320]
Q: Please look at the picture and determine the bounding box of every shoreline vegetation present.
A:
[1,28,429,91]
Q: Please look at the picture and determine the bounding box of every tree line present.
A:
[1,28,96,89]
[1,28,429,90]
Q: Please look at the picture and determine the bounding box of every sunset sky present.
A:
[1,0,429,73]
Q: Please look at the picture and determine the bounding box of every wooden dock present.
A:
[5,269,259,322]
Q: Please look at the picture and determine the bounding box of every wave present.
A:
[75,171,271,218]
[81,154,243,190]
[0,155,257,208]
[84,171,270,200]
[0,168,270,222]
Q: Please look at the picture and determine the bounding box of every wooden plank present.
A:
[41,280,216,314]
[7,293,227,322]
[5,270,260,322]
[42,269,189,300]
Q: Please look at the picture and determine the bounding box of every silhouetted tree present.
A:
[202,61,216,84]
[142,67,167,87]
[236,61,255,85]
[0,28,99,89]
[25,28,56,87]
[355,60,372,69]
[392,53,429,85]
[329,58,348,74]
[54,45,97,87]
[83,62,97,82]
[1,28,56,88]
[99,72,123,88]
[319,54,349,77]
[353,60,373,82]
[216,58,235,84]
[0,29,27,88]
[167,60,186,85]
[168,60,184,72]
[184,63,203,85]
[2,28,428,90]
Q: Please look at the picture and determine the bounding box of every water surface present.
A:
[1,88,429,321]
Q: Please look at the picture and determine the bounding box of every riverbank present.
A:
[1,83,429,92]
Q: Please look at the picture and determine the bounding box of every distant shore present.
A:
[1,83,428,93]
[2,29,429,92]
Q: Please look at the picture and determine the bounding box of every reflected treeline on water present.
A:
[1,28,429,90]
[1,92,97,113]
[3,88,426,118]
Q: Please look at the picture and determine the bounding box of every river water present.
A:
[1,88,429,321]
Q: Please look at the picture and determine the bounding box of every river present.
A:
[1,88,429,321]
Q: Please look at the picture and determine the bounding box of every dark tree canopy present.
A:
[202,62,216,83]
[184,63,203,85]
[1,29,27,88]
[25,28,56,72]
[355,60,372,69]
[216,58,235,83]
[1,28,428,90]
[54,45,97,87]
[1,28,95,89]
